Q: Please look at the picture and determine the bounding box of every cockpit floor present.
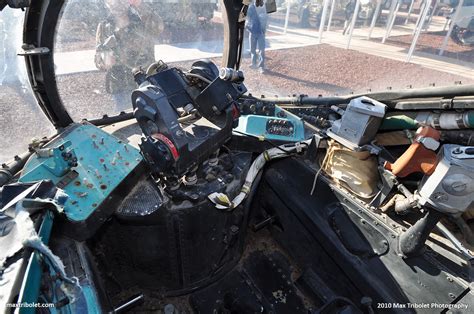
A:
[107,228,315,313]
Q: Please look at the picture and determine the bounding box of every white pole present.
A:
[405,0,415,24]
[318,0,330,43]
[383,0,400,43]
[424,0,440,31]
[382,0,398,42]
[413,0,427,34]
[346,0,361,49]
[327,0,336,31]
[442,16,449,31]
[439,0,464,56]
[407,0,431,62]
[368,0,382,39]
[284,0,290,34]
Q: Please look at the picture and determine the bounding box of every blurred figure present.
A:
[95,0,155,109]
[246,0,268,73]
[129,0,165,36]
[0,8,26,91]
[343,0,356,35]
[0,7,36,111]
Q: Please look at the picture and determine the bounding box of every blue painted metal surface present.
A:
[17,211,54,314]
[17,211,102,313]
[235,107,306,142]
[19,123,142,222]
[72,285,101,314]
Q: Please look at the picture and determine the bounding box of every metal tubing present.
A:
[406,0,431,62]
[256,85,474,106]
[113,294,145,313]
[382,0,398,42]
[436,222,474,259]
[318,0,331,43]
[346,0,361,49]
[284,0,290,34]
[424,0,439,31]
[0,151,33,187]
[383,0,401,43]
[368,0,383,39]
[327,0,336,31]
[405,0,415,24]
[439,0,464,56]
[413,0,427,34]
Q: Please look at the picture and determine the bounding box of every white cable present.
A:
[208,140,311,210]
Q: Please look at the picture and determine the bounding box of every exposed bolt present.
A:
[452,147,463,154]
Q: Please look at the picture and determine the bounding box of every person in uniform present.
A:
[129,0,164,36]
[95,0,156,109]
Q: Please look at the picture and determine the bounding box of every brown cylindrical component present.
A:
[384,127,440,178]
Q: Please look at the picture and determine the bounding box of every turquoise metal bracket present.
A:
[31,141,77,177]
[234,106,306,142]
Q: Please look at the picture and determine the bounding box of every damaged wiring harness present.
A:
[208,140,311,210]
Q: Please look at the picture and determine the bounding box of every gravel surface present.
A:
[381,31,474,63]
[0,86,55,163]
[239,44,473,96]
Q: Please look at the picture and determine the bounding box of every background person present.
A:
[246,0,268,73]
[95,0,155,109]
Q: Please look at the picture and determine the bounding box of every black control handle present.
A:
[399,208,444,257]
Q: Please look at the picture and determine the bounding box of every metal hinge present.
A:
[18,46,50,56]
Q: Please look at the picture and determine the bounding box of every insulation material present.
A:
[321,140,380,199]
[0,205,81,303]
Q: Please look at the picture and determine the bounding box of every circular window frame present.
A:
[23,0,244,128]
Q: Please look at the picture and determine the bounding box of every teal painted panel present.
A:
[19,123,142,222]
[235,107,305,142]
[17,211,54,314]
